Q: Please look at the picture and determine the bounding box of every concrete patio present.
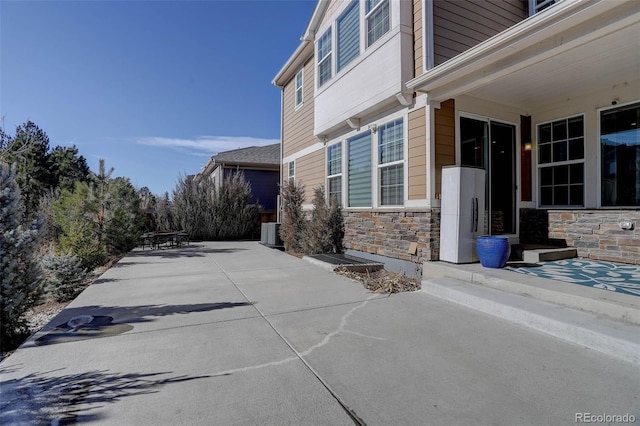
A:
[1,241,638,425]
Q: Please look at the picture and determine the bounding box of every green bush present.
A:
[41,250,89,302]
[53,182,106,270]
[0,162,44,350]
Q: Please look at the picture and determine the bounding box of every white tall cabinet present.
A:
[440,166,486,263]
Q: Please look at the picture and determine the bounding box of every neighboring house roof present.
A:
[196,143,281,181]
[212,143,280,166]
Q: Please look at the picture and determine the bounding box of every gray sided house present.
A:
[196,144,280,221]
[273,0,640,277]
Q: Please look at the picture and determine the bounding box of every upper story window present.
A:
[538,115,584,207]
[601,102,640,207]
[366,0,389,47]
[529,0,557,15]
[317,29,332,87]
[316,0,392,89]
[295,69,304,107]
[337,1,360,72]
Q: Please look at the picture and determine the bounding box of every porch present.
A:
[422,258,640,326]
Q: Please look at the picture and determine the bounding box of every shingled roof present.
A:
[211,143,280,166]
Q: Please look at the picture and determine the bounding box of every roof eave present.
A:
[406,0,635,100]
[272,0,329,87]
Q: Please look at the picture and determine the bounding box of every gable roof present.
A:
[211,143,281,166]
[272,0,329,87]
[196,143,281,182]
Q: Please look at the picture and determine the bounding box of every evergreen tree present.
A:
[47,145,90,191]
[0,162,44,349]
[53,182,105,269]
[105,177,143,254]
[3,121,51,221]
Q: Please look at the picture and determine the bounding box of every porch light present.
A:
[524,142,533,151]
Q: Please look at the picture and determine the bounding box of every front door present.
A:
[460,117,517,235]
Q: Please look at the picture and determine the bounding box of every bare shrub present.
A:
[280,179,305,253]
[303,186,344,254]
[172,171,259,240]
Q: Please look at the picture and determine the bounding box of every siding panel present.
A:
[297,149,325,202]
[435,99,456,196]
[433,0,527,65]
[414,0,424,77]
[282,59,316,158]
[408,107,427,200]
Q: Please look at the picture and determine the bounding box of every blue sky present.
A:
[1,0,316,196]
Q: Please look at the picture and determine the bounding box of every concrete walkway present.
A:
[1,241,639,425]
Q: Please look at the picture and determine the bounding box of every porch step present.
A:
[304,253,384,273]
[522,247,577,263]
[421,276,640,366]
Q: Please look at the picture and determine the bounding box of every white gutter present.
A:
[272,0,329,87]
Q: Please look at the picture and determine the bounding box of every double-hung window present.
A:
[601,102,640,207]
[538,115,584,207]
[365,0,389,47]
[378,118,404,206]
[337,1,360,72]
[327,143,343,204]
[317,29,332,87]
[295,69,303,107]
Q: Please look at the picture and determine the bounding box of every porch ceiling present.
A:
[466,24,640,111]
[408,0,640,112]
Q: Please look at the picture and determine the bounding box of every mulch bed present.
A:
[334,267,421,293]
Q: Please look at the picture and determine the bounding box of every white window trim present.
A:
[326,141,343,204]
[317,28,332,88]
[365,0,390,48]
[536,114,586,209]
[596,100,640,208]
[337,1,360,73]
[315,0,393,93]
[529,0,556,16]
[289,160,295,182]
[332,112,407,209]
[294,69,304,109]
[377,118,406,207]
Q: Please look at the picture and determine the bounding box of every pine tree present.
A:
[0,162,44,349]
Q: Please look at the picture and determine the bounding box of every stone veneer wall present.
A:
[343,209,441,266]
[548,210,640,264]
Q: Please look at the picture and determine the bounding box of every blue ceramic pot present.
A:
[476,236,510,268]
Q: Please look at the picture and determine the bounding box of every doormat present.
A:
[505,259,640,297]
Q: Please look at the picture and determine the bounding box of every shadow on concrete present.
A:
[34,302,254,347]
[128,245,249,259]
[91,277,121,285]
[0,367,210,424]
